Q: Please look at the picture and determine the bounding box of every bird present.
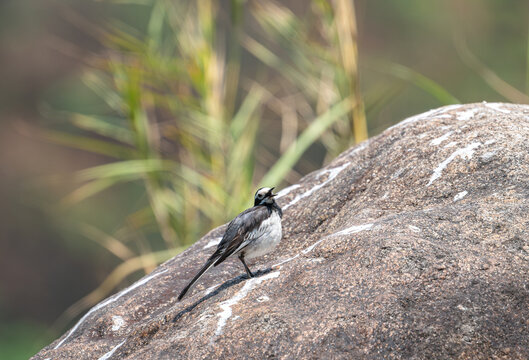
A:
[177,187,283,301]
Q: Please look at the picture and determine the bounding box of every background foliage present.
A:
[1,0,528,358]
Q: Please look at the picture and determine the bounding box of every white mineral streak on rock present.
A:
[453,191,468,202]
[257,295,270,303]
[484,139,496,145]
[275,184,301,199]
[427,142,481,186]
[481,151,497,160]
[204,283,221,296]
[283,162,350,210]
[111,316,125,331]
[330,223,375,238]
[485,103,510,114]
[203,237,222,250]
[430,131,453,146]
[387,108,438,131]
[408,225,421,233]
[302,223,375,255]
[214,271,280,338]
[387,104,463,132]
[98,340,126,360]
[456,109,478,121]
[438,104,465,113]
[54,269,167,349]
[272,253,300,268]
[444,141,458,148]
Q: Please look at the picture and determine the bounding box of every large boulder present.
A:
[34,102,529,359]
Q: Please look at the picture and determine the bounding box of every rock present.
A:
[33,102,529,359]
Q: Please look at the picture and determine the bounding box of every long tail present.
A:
[177,256,217,301]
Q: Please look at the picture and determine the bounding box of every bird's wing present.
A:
[178,206,269,300]
[212,206,270,266]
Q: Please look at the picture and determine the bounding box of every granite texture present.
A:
[34,103,529,359]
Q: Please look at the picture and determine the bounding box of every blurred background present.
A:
[1,0,528,358]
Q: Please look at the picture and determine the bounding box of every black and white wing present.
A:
[211,206,270,266]
[177,205,269,301]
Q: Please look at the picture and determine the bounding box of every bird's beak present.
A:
[269,187,276,197]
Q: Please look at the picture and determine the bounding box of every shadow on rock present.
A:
[172,267,273,323]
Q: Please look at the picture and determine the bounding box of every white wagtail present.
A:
[178,187,282,301]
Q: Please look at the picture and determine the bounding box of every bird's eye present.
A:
[257,194,263,199]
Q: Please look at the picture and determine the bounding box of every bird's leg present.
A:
[238,253,254,278]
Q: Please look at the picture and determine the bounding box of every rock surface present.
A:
[34,102,529,359]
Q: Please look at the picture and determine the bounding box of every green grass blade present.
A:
[147,0,165,51]
[230,86,264,138]
[71,113,135,144]
[41,130,134,158]
[242,34,320,96]
[379,61,460,104]
[526,25,529,96]
[82,71,124,113]
[77,222,135,260]
[454,35,529,103]
[260,97,354,187]
[76,159,176,181]
[64,178,121,204]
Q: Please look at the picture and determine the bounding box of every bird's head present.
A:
[254,187,276,206]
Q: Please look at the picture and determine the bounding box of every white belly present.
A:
[243,211,282,259]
